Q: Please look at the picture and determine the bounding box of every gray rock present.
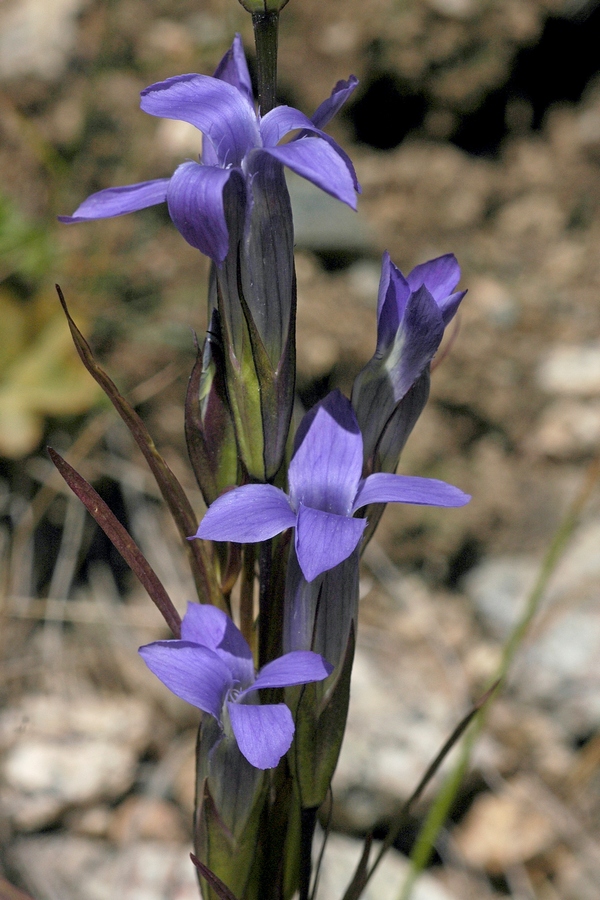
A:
[464,521,600,731]
[332,627,458,831]
[9,836,198,900]
[0,694,152,830]
[463,556,538,639]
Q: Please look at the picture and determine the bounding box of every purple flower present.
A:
[59,35,359,264]
[139,602,332,769]
[194,390,470,582]
[352,252,467,469]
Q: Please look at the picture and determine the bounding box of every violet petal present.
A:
[289,391,364,516]
[311,75,359,129]
[228,701,295,769]
[260,105,317,147]
[141,74,259,168]
[295,503,367,582]
[384,284,445,402]
[181,603,254,687]
[166,161,235,261]
[244,651,333,694]
[139,641,232,718]
[406,254,460,306]
[213,33,253,103]
[58,179,170,223]
[195,484,296,543]
[259,138,357,209]
[353,473,471,511]
[438,289,467,326]
[375,254,411,351]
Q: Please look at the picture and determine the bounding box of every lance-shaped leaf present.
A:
[55,286,222,609]
[48,448,181,637]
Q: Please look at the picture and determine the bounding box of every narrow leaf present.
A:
[48,448,181,637]
[190,855,241,900]
[349,680,500,899]
[55,285,222,608]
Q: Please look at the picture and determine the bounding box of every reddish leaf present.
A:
[55,284,222,608]
[190,855,240,900]
[48,448,181,637]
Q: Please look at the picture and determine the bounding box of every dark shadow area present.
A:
[347,5,600,157]
[349,73,428,150]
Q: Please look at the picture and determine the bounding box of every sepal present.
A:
[194,715,266,900]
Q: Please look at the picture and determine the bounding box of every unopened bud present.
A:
[238,0,289,13]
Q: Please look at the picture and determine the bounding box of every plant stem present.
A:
[240,544,256,654]
[252,11,279,114]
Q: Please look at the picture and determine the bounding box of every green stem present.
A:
[252,11,279,114]
[240,544,256,656]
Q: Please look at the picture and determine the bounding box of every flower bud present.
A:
[238,0,290,13]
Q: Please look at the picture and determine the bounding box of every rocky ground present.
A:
[1,0,600,898]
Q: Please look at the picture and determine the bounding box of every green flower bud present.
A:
[238,0,289,13]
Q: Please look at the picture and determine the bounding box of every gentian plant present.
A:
[51,3,471,899]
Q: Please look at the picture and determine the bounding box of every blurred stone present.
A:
[2,740,139,830]
[424,0,475,19]
[67,805,113,839]
[468,277,518,329]
[0,0,90,81]
[453,776,557,873]
[108,796,187,844]
[331,630,457,831]
[0,694,152,830]
[518,603,600,733]
[0,693,152,751]
[530,399,600,458]
[464,521,600,731]
[317,831,456,900]
[537,343,600,396]
[463,555,538,638]
[348,260,382,306]
[9,836,198,900]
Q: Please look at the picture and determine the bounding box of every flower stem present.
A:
[240,544,256,655]
[252,11,279,114]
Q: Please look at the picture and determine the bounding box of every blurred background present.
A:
[1,0,600,897]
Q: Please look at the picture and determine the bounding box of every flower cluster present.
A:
[55,25,472,900]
